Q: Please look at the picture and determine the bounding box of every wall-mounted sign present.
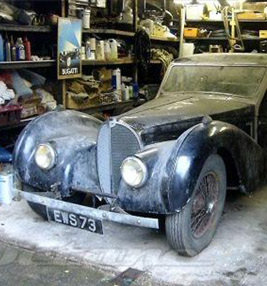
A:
[57,18,82,80]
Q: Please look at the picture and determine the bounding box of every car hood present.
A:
[118,93,254,144]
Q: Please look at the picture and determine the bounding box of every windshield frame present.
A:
[157,63,267,100]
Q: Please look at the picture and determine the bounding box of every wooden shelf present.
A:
[150,36,179,43]
[0,24,52,33]
[0,60,56,69]
[83,28,179,43]
[185,36,261,41]
[186,19,267,23]
[82,58,135,66]
[83,28,134,37]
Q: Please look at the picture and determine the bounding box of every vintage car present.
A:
[13,54,267,257]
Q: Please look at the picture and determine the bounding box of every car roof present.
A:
[174,53,267,67]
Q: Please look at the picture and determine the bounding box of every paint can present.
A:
[0,170,13,205]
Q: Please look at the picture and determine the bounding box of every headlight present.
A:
[35,143,56,170]
[121,157,148,188]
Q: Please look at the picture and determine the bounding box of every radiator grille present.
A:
[97,121,141,194]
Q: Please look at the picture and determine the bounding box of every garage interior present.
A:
[1,0,267,285]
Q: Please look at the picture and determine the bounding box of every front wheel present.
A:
[165,154,226,257]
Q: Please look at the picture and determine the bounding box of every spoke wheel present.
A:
[165,154,226,257]
[191,172,219,239]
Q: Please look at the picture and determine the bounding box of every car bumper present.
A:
[12,189,159,230]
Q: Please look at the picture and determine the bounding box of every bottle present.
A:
[10,36,17,61]
[83,9,91,29]
[85,39,91,59]
[96,40,105,60]
[132,83,139,99]
[5,34,11,62]
[104,40,111,61]
[112,68,121,91]
[109,39,118,60]
[23,36,31,61]
[0,34,4,62]
[16,37,25,61]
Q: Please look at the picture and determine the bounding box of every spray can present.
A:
[5,35,11,62]
[23,36,31,61]
[0,34,4,62]
[16,37,25,61]
[10,35,17,61]
[0,171,13,205]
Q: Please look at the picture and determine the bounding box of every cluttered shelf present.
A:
[82,30,174,44]
[82,58,135,66]
[0,24,52,33]
[82,58,162,66]
[184,37,261,41]
[83,28,134,37]
[83,28,179,43]
[186,19,267,23]
[0,60,56,69]
[150,36,179,43]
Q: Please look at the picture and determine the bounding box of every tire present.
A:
[165,154,226,257]
[28,193,86,220]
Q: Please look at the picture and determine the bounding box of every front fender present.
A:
[165,121,266,212]
[13,110,102,197]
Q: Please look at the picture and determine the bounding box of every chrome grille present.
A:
[97,121,141,194]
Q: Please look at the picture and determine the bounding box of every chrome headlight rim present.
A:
[34,143,57,171]
[121,156,148,188]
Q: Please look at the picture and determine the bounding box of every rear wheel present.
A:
[165,154,226,257]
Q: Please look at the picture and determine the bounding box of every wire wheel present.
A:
[190,172,219,239]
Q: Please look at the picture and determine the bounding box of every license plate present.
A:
[46,208,103,235]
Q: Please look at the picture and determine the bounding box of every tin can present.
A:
[0,171,13,205]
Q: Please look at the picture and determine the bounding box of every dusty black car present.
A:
[13,54,267,257]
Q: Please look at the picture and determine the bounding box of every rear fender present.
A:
[164,121,266,212]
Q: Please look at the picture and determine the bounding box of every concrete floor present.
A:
[1,187,267,285]
[0,241,173,286]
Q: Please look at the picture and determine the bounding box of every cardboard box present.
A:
[260,30,267,39]
[184,28,198,38]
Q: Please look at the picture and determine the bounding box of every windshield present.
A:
[161,65,266,97]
